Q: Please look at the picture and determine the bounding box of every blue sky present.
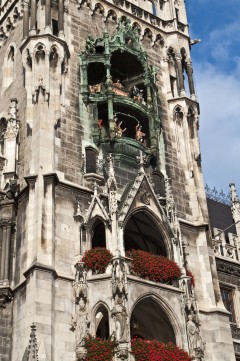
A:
[185,0,240,196]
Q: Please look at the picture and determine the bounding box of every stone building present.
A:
[0,0,238,360]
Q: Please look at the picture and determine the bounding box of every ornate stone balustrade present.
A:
[212,227,240,262]
[0,0,22,48]
[77,0,188,37]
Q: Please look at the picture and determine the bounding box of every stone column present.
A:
[186,61,196,100]
[176,54,185,96]
[23,0,30,39]
[58,0,64,38]
[30,0,36,35]
[0,225,5,281]
[45,0,52,33]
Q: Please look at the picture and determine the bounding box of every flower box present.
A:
[131,338,192,361]
[82,248,113,274]
[126,250,181,284]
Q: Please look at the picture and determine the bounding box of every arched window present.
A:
[3,46,15,90]
[95,305,110,339]
[167,48,179,97]
[124,211,167,256]
[130,297,176,343]
[92,219,106,248]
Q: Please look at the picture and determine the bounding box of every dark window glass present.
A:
[220,287,235,323]
[86,148,97,173]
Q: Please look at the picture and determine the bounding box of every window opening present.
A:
[95,306,109,339]
[220,287,235,323]
[124,211,167,256]
[92,219,106,248]
[85,148,97,173]
[52,19,59,36]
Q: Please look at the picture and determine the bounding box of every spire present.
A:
[107,153,117,191]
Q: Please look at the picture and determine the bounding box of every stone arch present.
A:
[143,28,153,40]
[93,302,110,339]
[154,33,164,47]
[130,293,183,346]
[173,105,184,122]
[123,207,172,258]
[105,9,117,22]
[92,2,105,16]
[132,22,141,33]
[34,43,46,62]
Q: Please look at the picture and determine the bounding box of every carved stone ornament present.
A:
[0,288,13,308]
[216,259,240,277]
[231,324,240,340]
[186,315,205,360]
[27,323,38,361]
[112,258,128,298]
[111,300,128,343]
[117,343,129,360]
[72,262,90,348]
[76,345,87,361]
[73,262,88,308]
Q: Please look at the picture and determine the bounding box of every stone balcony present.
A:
[212,227,240,262]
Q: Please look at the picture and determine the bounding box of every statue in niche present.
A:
[135,123,145,143]
[72,305,90,346]
[114,117,127,138]
[132,85,143,102]
[187,314,204,360]
[111,299,128,342]
[112,260,127,295]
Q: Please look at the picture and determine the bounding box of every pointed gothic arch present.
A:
[130,295,180,344]
[123,209,170,257]
[94,303,110,339]
[91,217,106,248]
[2,44,16,90]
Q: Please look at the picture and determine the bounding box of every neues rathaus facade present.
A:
[0,0,239,360]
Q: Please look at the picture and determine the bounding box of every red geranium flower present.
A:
[126,250,181,283]
[82,248,113,274]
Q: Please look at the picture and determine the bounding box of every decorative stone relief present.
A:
[4,98,19,140]
[27,323,38,361]
[72,262,90,354]
[231,324,240,340]
[216,259,240,277]
[180,275,205,360]
[186,315,205,361]
[0,288,13,308]
[110,256,130,361]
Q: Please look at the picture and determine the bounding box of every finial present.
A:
[136,151,145,174]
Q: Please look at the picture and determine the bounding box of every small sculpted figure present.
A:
[114,117,127,137]
[135,123,145,143]
[132,86,143,102]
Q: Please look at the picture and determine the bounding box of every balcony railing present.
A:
[212,227,240,262]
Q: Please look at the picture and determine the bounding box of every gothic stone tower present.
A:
[0,0,236,360]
